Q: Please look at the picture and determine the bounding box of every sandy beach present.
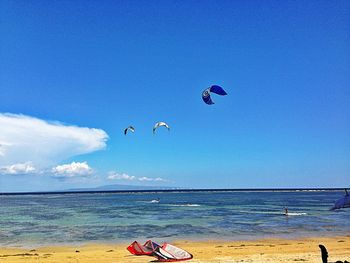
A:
[0,236,349,263]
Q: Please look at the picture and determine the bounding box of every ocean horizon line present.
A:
[0,187,347,196]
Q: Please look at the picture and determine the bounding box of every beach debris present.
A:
[319,244,349,263]
[124,126,135,135]
[330,189,350,210]
[0,253,39,257]
[127,240,193,261]
[153,122,170,134]
[202,85,227,105]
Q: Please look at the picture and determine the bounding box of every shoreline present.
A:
[1,231,347,249]
[1,235,349,262]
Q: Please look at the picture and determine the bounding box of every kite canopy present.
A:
[154,243,193,262]
[124,126,135,135]
[127,240,193,262]
[330,190,350,210]
[153,122,170,134]
[127,240,160,256]
[202,85,227,105]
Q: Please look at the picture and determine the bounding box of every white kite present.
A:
[153,122,170,134]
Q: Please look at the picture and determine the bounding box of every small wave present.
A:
[169,204,201,207]
[287,212,307,216]
[136,200,160,204]
[239,210,307,216]
[239,210,281,215]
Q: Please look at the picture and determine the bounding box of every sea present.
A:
[0,190,349,247]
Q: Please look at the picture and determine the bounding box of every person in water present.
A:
[284,207,288,216]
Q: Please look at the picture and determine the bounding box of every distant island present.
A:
[68,184,182,192]
[0,187,346,195]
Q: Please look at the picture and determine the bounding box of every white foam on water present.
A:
[169,204,201,207]
[287,212,307,216]
[239,210,307,216]
[136,200,160,203]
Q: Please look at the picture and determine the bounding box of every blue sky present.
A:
[0,0,349,192]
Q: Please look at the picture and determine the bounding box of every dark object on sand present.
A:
[319,244,349,263]
[319,245,328,263]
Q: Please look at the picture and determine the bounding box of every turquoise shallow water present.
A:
[0,190,349,246]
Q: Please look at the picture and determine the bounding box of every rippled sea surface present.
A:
[1,190,349,246]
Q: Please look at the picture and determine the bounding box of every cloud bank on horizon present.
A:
[0,113,108,175]
[107,171,166,183]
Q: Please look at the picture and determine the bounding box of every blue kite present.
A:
[330,189,350,210]
[202,85,227,105]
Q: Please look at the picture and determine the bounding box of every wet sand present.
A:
[0,236,349,262]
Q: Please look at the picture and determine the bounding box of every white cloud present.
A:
[52,161,92,178]
[107,171,166,182]
[0,113,108,169]
[107,172,136,180]
[0,162,36,175]
[138,176,165,182]
[0,141,12,156]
